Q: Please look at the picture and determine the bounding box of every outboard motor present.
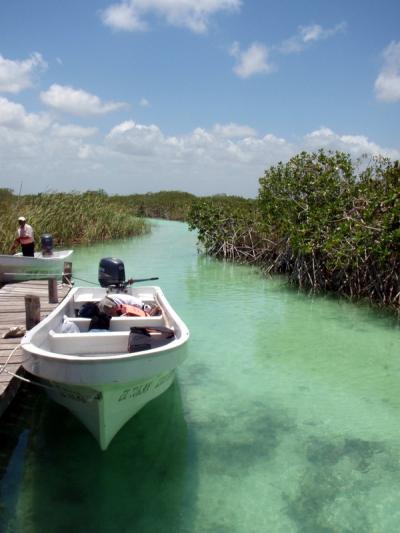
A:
[41,234,54,256]
[98,257,126,289]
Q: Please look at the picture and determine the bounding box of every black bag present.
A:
[128,326,174,353]
[78,302,100,318]
[128,327,151,353]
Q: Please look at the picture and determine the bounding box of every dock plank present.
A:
[0,280,71,416]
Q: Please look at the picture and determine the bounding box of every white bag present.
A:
[60,316,80,333]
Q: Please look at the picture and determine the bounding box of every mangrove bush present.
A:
[189,150,400,311]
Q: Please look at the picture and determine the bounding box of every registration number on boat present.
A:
[118,381,152,402]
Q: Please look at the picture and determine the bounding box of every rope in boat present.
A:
[0,344,20,375]
[2,364,100,401]
[1,275,100,400]
[1,367,55,391]
[62,275,74,288]
[1,345,100,401]
[0,346,55,391]
[67,275,99,286]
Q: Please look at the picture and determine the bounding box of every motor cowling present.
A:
[41,234,53,256]
[98,257,126,288]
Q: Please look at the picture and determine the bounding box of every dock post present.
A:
[63,261,72,285]
[25,294,41,330]
[48,278,58,303]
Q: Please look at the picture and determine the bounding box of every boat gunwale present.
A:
[21,285,190,364]
[22,333,189,363]
[0,250,74,262]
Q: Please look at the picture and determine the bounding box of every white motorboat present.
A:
[0,249,74,283]
[21,258,190,450]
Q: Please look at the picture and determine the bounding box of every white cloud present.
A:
[229,22,346,79]
[100,0,241,33]
[107,120,166,155]
[230,41,273,78]
[0,52,47,93]
[375,41,400,102]
[78,145,95,159]
[304,127,399,159]
[139,97,150,107]
[0,109,398,196]
[100,2,147,31]
[213,122,256,137]
[0,97,50,132]
[280,22,346,54]
[51,124,98,138]
[40,84,127,116]
[301,25,324,43]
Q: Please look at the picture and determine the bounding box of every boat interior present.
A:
[34,288,180,356]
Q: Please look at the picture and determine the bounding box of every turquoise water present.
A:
[1,219,400,533]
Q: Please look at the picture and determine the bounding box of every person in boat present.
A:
[11,216,35,257]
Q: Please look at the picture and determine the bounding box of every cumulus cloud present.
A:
[78,145,96,159]
[106,120,398,171]
[213,122,256,137]
[0,97,105,190]
[304,127,399,160]
[375,41,400,102]
[0,97,50,132]
[230,41,273,78]
[107,120,165,155]
[229,22,346,79]
[280,22,346,54]
[51,124,98,138]
[100,0,241,33]
[0,111,398,196]
[102,121,400,194]
[40,84,127,116]
[0,52,47,93]
[100,2,147,31]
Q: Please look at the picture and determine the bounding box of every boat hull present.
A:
[0,250,74,282]
[23,341,188,385]
[43,369,176,450]
[21,285,190,449]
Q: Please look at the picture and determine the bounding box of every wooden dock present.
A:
[0,280,71,416]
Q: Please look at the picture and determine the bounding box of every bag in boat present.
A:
[117,304,148,317]
[60,316,80,333]
[78,302,99,318]
[128,326,175,353]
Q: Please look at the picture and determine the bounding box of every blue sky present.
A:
[0,0,399,197]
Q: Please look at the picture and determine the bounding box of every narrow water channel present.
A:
[1,219,400,532]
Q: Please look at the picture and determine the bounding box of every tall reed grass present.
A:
[0,191,148,254]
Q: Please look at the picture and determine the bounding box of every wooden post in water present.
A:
[63,261,72,285]
[25,294,41,330]
[48,278,58,303]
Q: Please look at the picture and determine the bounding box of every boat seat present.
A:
[48,328,174,356]
[66,315,165,332]
[74,291,156,304]
[49,329,129,355]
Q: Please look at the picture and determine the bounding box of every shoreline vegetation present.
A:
[1,149,398,313]
[187,150,399,314]
[0,190,149,254]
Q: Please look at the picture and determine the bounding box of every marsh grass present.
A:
[0,191,148,254]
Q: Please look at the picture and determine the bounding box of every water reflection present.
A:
[7,381,194,533]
